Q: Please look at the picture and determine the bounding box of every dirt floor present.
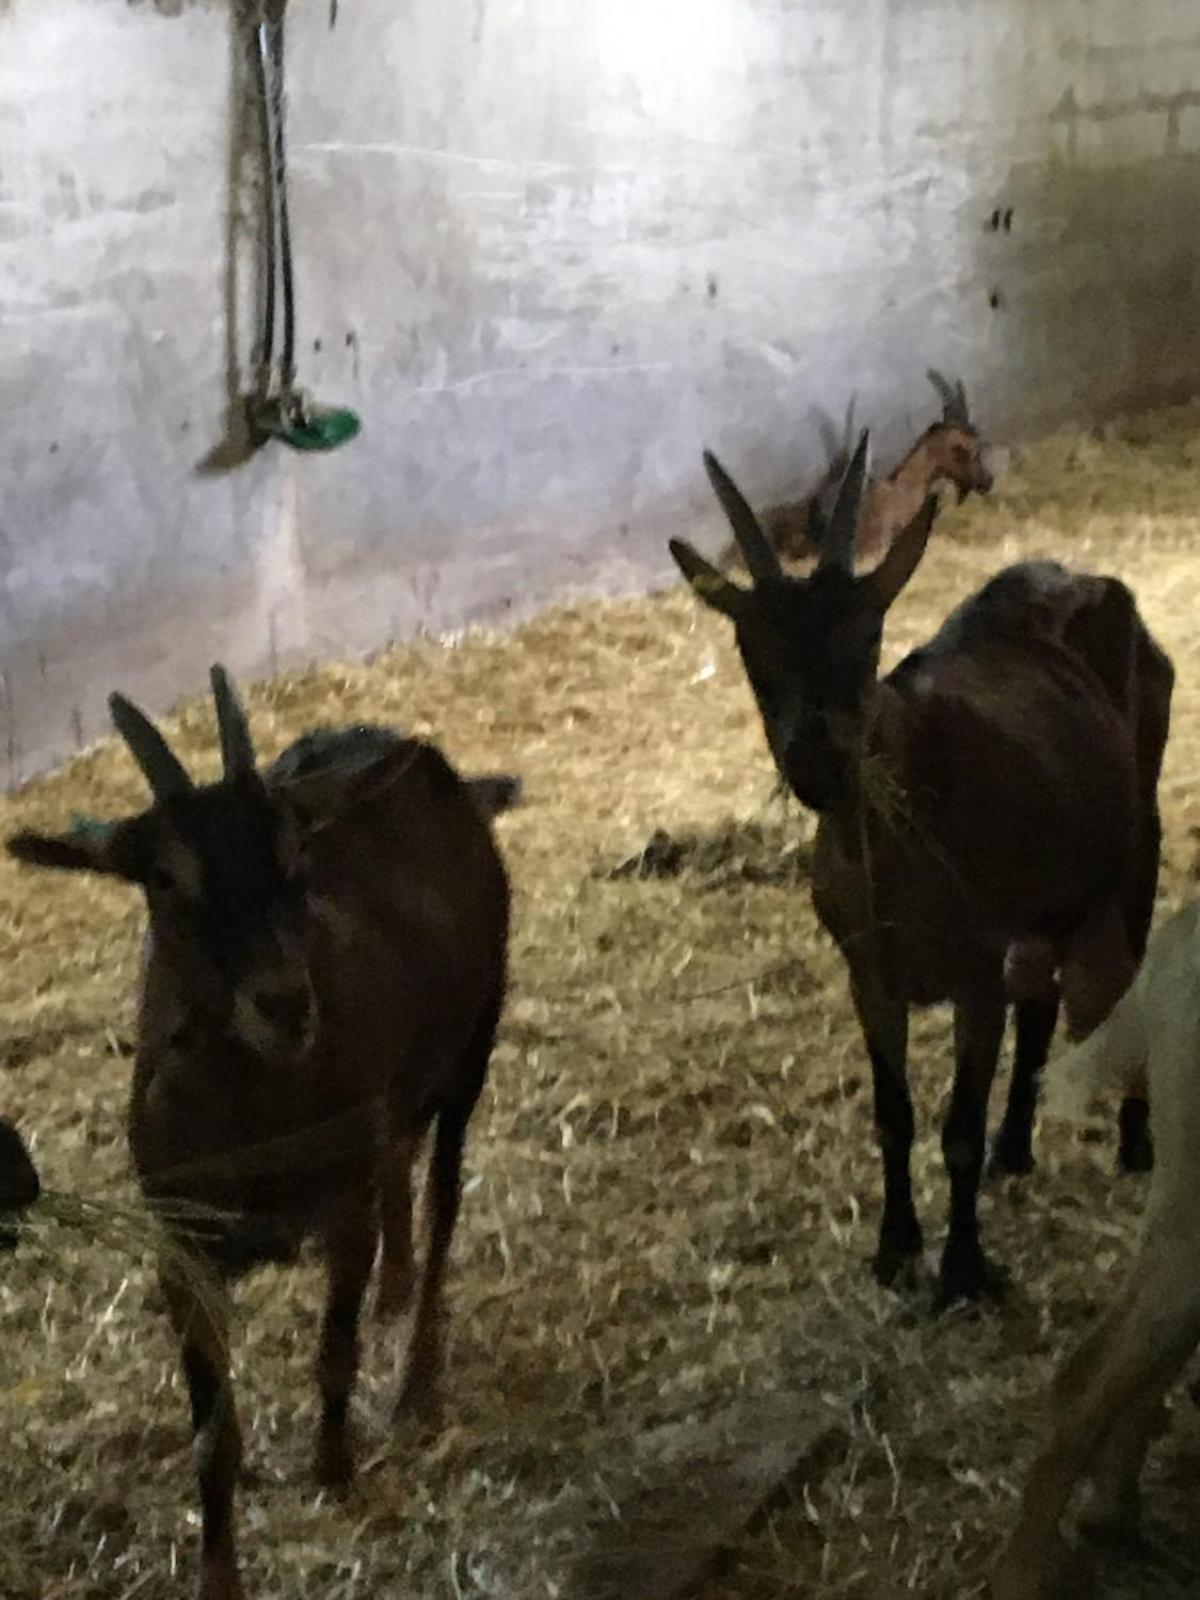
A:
[2,406,1200,1600]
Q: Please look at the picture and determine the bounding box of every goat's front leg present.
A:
[161,1253,245,1600]
[849,980,922,1287]
[938,988,1006,1306]
[315,1182,378,1491]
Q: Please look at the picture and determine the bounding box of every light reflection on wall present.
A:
[591,0,754,141]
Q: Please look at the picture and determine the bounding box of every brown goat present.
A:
[671,434,1171,1306]
[750,370,994,569]
[0,1117,40,1251]
[7,673,514,1600]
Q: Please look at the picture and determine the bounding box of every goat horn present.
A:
[820,429,870,573]
[210,665,259,782]
[109,693,194,801]
[702,450,779,585]
[927,367,968,424]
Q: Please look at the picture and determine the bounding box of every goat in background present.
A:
[994,896,1200,1600]
[735,369,995,571]
[671,433,1170,1306]
[7,672,516,1600]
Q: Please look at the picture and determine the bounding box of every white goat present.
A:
[993,896,1200,1600]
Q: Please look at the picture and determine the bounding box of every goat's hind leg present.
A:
[995,1245,1200,1599]
[991,994,1059,1178]
[1061,901,1150,1172]
[315,1182,378,1491]
[938,988,1007,1306]
[850,981,923,1288]
[161,1251,246,1600]
[396,1001,499,1424]
[375,1132,421,1322]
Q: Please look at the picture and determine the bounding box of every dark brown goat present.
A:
[671,435,1171,1306]
[7,673,514,1600]
[750,370,994,569]
[0,1117,40,1250]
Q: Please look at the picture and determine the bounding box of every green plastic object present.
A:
[251,394,362,453]
[248,10,362,458]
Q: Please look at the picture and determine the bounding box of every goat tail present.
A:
[1043,981,1147,1123]
[464,773,524,817]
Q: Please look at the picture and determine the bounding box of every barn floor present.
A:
[3,406,1200,1600]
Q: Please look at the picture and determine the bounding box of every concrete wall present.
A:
[2,0,1199,782]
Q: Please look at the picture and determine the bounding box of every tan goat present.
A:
[994,897,1200,1599]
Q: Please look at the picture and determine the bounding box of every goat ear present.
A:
[863,495,938,611]
[278,742,422,836]
[6,817,136,879]
[668,539,748,619]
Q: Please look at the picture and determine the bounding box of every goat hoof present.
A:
[395,1377,443,1430]
[991,1537,1083,1600]
[1118,1141,1154,1176]
[988,1138,1035,1179]
[935,1248,1007,1311]
[314,1433,356,1495]
[1077,1510,1147,1555]
[872,1236,924,1290]
[198,1563,248,1600]
[374,1273,414,1323]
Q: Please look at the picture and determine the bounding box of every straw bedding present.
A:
[3,405,1200,1600]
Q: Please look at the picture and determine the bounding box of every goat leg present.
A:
[937,989,1006,1306]
[315,1182,378,1491]
[397,999,497,1424]
[375,1133,421,1322]
[161,1253,246,1600]
[997,1244,1200,1595]
[396,1103,471,1423]
[1060,902,1152,1172]
[850,982,923,1287]
[991,995,1059,1177]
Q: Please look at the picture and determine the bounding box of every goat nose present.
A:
[254,988,311,1036]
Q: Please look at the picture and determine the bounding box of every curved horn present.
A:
[109,693,194,802]
[927,368,967,424]
[820,429,870,573]
[210,665,259,782]
[955,378,970,423]
[702,450,779,585]
[842,392,857,453]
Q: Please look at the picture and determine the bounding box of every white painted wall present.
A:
[2,0,1199,780]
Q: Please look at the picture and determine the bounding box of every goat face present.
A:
[924,421,994,501]
[135,781,316,1063]
[6,668,412,1068]
[670,433,936,812]
[732,569,883,809]
[923,370,994,500]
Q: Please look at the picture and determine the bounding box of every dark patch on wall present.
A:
[967,151,1200,436]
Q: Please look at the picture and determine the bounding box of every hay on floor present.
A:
[3,405,1200,1599]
